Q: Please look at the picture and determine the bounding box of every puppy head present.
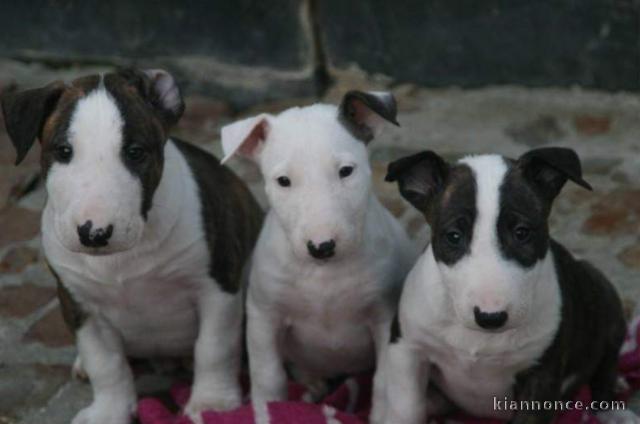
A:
[1,69,184,254]
[387,148,591,332]
[221,90,398,262]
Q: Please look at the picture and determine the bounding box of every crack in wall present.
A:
[301,0,333,97]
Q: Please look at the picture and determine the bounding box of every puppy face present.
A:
[222,91,398,262]
[1,69,184,254]
[387,148,591,332]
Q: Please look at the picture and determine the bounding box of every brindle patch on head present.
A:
[430,164,477,266]
[103,71,168,218]
[40,75,101,176]
[497,160,551,268]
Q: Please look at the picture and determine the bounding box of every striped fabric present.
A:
[138,315,640,424]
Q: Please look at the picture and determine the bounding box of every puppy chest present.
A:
[278,284,378,375]
[430,351,517,419]
[96,278,202,357]
[282,320,375,376]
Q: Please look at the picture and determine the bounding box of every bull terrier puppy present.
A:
[1,69,263,424]
[220,91,418,422]
[382,148,635,424]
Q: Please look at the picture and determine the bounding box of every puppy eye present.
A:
[124,145,147,162]
[339,165,354,179]
[445,230,463,246]
[276,176,291,187]
[514,225,531,243]
[53,144,73,163]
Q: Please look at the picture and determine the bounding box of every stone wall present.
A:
[0,0,637,109]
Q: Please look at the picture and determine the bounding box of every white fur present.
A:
[222,103,418,423]
[43,91,243,424]
[383,155,562,423]
[47,88,144,254]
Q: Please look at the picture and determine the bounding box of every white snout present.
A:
[54,203,144,255]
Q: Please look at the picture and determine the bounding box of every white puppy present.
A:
[221,91,418,422]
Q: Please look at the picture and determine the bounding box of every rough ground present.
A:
[0,62,638,423]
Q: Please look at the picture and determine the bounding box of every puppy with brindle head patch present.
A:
[1,69,263,424]
[221,91,419,423]
[381,148,636,424]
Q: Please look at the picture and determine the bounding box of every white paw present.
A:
[71,397,136,424]
[251,398,272,424]
[597,410,640,424]
[72,355,88,381]
[184,390,242,424]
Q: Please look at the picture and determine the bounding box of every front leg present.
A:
[369,315,393,424]
[384,341,430,424]
[185,282,243,423]
[246,294,287,421]
[72,317,136,424]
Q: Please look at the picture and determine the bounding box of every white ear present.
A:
[221,114,270,164]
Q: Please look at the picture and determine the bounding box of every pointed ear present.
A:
[339,90,399,144]
[518,147,592,200]
[117,68,185,128]
[221,114,270,164]
[1,81,66,165]
[385,151,449,215]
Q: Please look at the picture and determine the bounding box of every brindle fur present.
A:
[47,261,87,332]
[173,138,264,294]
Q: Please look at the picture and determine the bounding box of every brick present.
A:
[582,189,640,236]
[506,115,564,147]
[618,242,640,270]
[179,96,233,132]
[23,305,74,348]
[0,364,70,420]
[574,114,612,136]
[0,207,40,249]
[0,285,55,318]
[0,166,40,210]
[0,246,39,274]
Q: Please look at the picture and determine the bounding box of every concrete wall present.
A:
[0,0,637,108]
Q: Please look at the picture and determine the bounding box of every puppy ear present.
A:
[518,147,592,200]
[385,151,449,215]
[221,114,270,164]
[339,90,399,144]
[118,68,185,128]
[1,81,66,165]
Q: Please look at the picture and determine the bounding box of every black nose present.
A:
[474,306,508,330]
[307,239,336,259]
[77,220,114,248]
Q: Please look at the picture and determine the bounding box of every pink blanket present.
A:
[138,314,640,424]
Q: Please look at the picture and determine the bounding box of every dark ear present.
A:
[339,90,399,144]
[385,151,449,215]
[117,68,185,128]
[518,147,592,200]
[1,81,65,165]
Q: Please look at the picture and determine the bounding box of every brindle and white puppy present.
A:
[221,91,418,423]
[382,148,634,424]
[1,69,263,424]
